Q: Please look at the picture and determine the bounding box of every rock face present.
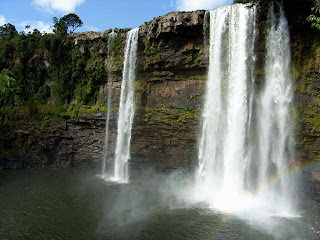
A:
[139,10,206,40]
[0,115,107,169]
[0,9,319,176]
[0,109,199,170]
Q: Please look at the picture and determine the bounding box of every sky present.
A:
[0,0,233,33]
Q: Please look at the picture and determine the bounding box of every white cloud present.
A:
[17,21,53,33]
[0,15,6,26]
[83,25,100,32]
[32,0,85,14]
[175,0,231,11]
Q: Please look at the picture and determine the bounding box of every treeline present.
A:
[0,13,107,109]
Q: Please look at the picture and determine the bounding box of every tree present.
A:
[0,69,18,105]
[61,13,83,34]
[307,0,320,30]
[53,13,83,36]
[25,25,31,34]
[32,29,41,36]
[0,23,18,39]
[53,16,68,36]
[0,69,15,94]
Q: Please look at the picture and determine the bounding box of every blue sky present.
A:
[0,0,232,33]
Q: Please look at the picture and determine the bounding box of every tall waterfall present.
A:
[196,3,295,214]
[257,3,295,213]
[112,28,139,183]
[101,30,117,177]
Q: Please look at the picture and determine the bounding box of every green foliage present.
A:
[191,51,200,64]
[108,34,126,71]
[61,13,83,34]
[0,69,20,106]
[307,0,320,30]
[46,36,74,104]
[53,17,67,36]
[0,69,16,94]
[75,57,106,104]
[34,85,51,104]
[0,16,101,107]
[0,103,69,125]
[143,40,163,70]
[53,13,83,36]
[0,23,18,39]
[67,104,81,119]
[136,107,201,131]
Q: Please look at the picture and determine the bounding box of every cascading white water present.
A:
[195,3,295,214]
[256,3,295,214]
[196,3,254,211]
[112,28,139,183]
[101,30,117,178]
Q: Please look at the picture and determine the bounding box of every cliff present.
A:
[0,8,319,173]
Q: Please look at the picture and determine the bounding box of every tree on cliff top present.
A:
[0,23,18,39]
[53,13,83,36]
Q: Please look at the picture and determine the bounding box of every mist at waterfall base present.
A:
[1,167,320,240]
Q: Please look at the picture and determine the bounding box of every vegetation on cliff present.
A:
[307,0,320,30]
[0,13,111,112]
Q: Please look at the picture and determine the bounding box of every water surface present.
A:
[0,167,319,240]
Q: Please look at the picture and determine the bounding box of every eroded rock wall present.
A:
[1,9,320,171]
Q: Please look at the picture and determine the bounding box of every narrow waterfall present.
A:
[196,3,295,214]
[112,28,139,183]
[101,30,117,178]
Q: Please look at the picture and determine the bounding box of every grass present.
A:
[0,102,119,126]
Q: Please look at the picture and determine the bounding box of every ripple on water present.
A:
[1,169,320,240]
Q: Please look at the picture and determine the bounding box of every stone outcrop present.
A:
[139,10,206,40]
[71,28,130,44]
[0,115,107,169]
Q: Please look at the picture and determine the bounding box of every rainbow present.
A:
[203,159,320,239]
[254,159,320,196]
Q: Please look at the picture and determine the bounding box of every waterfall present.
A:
[112,28,139,183]
[195,3,295,214]
[257,3,295,213]
[101,30,117,178]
